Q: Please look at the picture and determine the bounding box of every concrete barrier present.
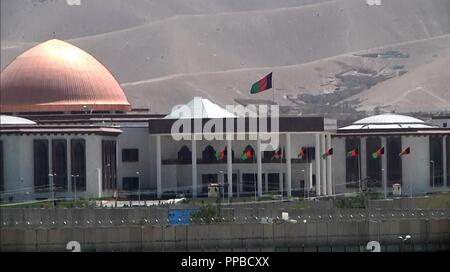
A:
[1,218,450,252]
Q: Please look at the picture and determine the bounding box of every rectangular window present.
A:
[71,139,86,191]
[52,140,67,192]
[122,177,139,191]
[34,140,49,192]
[268,173,280,193]
[387,137,402,186]
[201,174,217,196]
[366,137,382,187]
[122,149,139,162]
[345,138,361,188]
[224,174,238,195]
[102,140,117,191]
[242,173,256,194]
[429,136,444,187]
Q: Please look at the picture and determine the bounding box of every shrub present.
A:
[191,204,217,224]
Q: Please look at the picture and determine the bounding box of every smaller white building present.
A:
[333,114,450,197]
[0,115,122,201]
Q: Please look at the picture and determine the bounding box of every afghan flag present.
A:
[241,149,253,160]
[347,148,358,158]
[399,147,410,156]
[298,147,306,159]
[371,147,384,159]
[214,149,225,160]
[321,148,333,159]
[250,72,273,94]
[272,148,282,160]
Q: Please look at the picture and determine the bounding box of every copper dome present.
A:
[0,39,131,113]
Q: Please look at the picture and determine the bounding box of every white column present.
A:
[191,138,198,198]
[97,168,102,198]
[48,139,53,199]
[238,170,242,197]
[321,133,327,196]
[279,168,284,195]
[156,136,162,199]
[381,137,388,199]
[286,133,292,198]
[309,163,313,189]
[315,133,321,196]
[257,134,263,197]
[360,137,367,180]
[227,139,233,198]
[443,135,447,187]
[326,134,332,196]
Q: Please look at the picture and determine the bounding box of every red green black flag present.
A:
[371,147,384,159]
[272,148,282,160]
[214,149,225,160]
[399,147,410,156]
[347,148,358,158]
[241,149,253,160]
[250,72,273,94]
[321,148,333,159]
[298,147,306,159]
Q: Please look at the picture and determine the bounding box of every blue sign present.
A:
[168,208,199,225]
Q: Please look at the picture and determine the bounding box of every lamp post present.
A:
[136,171,141,205]
[398,235,412,252]
[48,173,56,208]
[71,174,79,201]
[301,169,306,199]
[218,171,225,204]
[381,168,386,199]
[430,160,435,192]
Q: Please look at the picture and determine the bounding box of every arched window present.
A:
[240,145,255,161]
[178,146,192,163]
[223,147,234,159]
[52,140,67,192]
[202,145,216,162]
[263,148,283,161]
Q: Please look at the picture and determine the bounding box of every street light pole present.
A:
[398,235,411,252]
[430,161,435,192]
[48,173,56,208]
[136,171,141,205]
[381,168,386,199]
[302,169,306,199]
[71,174,79,201]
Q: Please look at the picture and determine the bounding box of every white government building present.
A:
[1,40,449,201]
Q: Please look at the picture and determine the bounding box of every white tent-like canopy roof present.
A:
[164,97,236,119]
[339,113,435,130]
[0,115,37,126]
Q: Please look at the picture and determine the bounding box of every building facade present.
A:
[1,39,449,202]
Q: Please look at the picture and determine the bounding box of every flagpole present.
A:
[280,146,283,199]
[254,148,257,202]
[272,74,275,104]
[358,149,361,194]
[306,148,309,200]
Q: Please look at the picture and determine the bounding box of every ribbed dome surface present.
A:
[0,39,131,113]
[354,114,425,125]
[339,114,435,130]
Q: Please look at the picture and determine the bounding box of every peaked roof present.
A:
[164,97,235,119]
[0,115,37,126]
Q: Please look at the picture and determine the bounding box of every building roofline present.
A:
[149,116,329,134]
